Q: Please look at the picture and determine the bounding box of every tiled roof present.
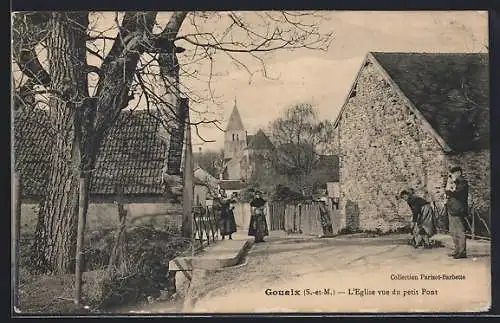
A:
[247,129,274,150]
[13,107,53,197]
[13,108,181,198]
[371,52,489,152]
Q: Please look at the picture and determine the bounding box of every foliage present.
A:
[268,103,336,195]
[270,184,306,202]
[83,226,190,310]
[245,152,277,192]
[193,149,224,178]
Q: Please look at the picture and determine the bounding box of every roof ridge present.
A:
[336,51,489,153]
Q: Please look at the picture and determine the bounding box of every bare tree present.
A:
[12,11,333,274]
[269,103,335,194]
[194,148,224,178]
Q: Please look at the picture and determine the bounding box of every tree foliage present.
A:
[268,103,335,194]
[193,149,224,178]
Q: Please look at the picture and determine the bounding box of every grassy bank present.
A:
[17,226,190,314]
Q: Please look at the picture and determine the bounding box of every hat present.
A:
[399,190,410,198]
[255,190,262,195]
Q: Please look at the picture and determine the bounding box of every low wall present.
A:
[20,202,183,235]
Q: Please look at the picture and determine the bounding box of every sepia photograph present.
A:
[11,10,490,315]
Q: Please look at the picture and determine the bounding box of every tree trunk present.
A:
[12,172,22,308]
[30,13,90,275]
[108,185,129,275]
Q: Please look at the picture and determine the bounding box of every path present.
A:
[132,232,491,313]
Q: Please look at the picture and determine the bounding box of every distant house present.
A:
[193,178,209,207]
[218,179,247,197]
[333,52,489,233]
[223,101,275,181]
[14,104,191,232]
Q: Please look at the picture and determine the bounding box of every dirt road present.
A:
[189,233,490,313]
[137,233,491,314]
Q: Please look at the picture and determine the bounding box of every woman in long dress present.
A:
[216,188,237,240]
[248,191,269,243]
[400,190,437,248]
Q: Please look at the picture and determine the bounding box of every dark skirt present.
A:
[417,203,437,237]
[248,214,269,237]
[219,210,237,236]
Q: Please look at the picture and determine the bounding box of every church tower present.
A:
[223,98,248,179]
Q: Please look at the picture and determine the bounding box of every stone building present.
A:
[222,101,275,181]
[333,52,489,233]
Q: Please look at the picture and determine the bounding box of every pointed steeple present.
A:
[225,98,245,131]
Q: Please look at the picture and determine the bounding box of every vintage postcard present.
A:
[11,10,490,315]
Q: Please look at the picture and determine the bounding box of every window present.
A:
[236,134,239,141]
[232,134,235,141]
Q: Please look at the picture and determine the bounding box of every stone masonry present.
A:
[335,60,490,232]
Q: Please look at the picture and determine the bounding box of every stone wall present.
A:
[21,202,183,235]
[335,60,450,232]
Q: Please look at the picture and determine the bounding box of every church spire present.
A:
[226,98,245,131]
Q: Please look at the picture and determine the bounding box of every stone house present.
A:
[333,52,489,233]
[223,101,275,181]
[14,104,191,233]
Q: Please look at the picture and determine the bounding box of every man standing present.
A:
[445,166,469,259]
[318,196,334,237]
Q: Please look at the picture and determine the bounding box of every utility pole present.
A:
[182,98,194,240]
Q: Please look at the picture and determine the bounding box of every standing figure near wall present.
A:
[216,188,237,240]
[318,196,334,237]
[249,191,269,243]
[445,166,469,259]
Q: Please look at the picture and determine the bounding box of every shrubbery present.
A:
[82,226,190,310]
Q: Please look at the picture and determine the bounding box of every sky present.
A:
[13,11,488,152]
[183,11,488,151]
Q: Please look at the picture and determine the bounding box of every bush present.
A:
[83,226,190,310]
[271,185,305,202]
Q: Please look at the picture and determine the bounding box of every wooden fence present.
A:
[269,201,338,236]
[464,206,491,240]
[192,206,220,251]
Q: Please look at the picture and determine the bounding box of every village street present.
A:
[135,232,491,314]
